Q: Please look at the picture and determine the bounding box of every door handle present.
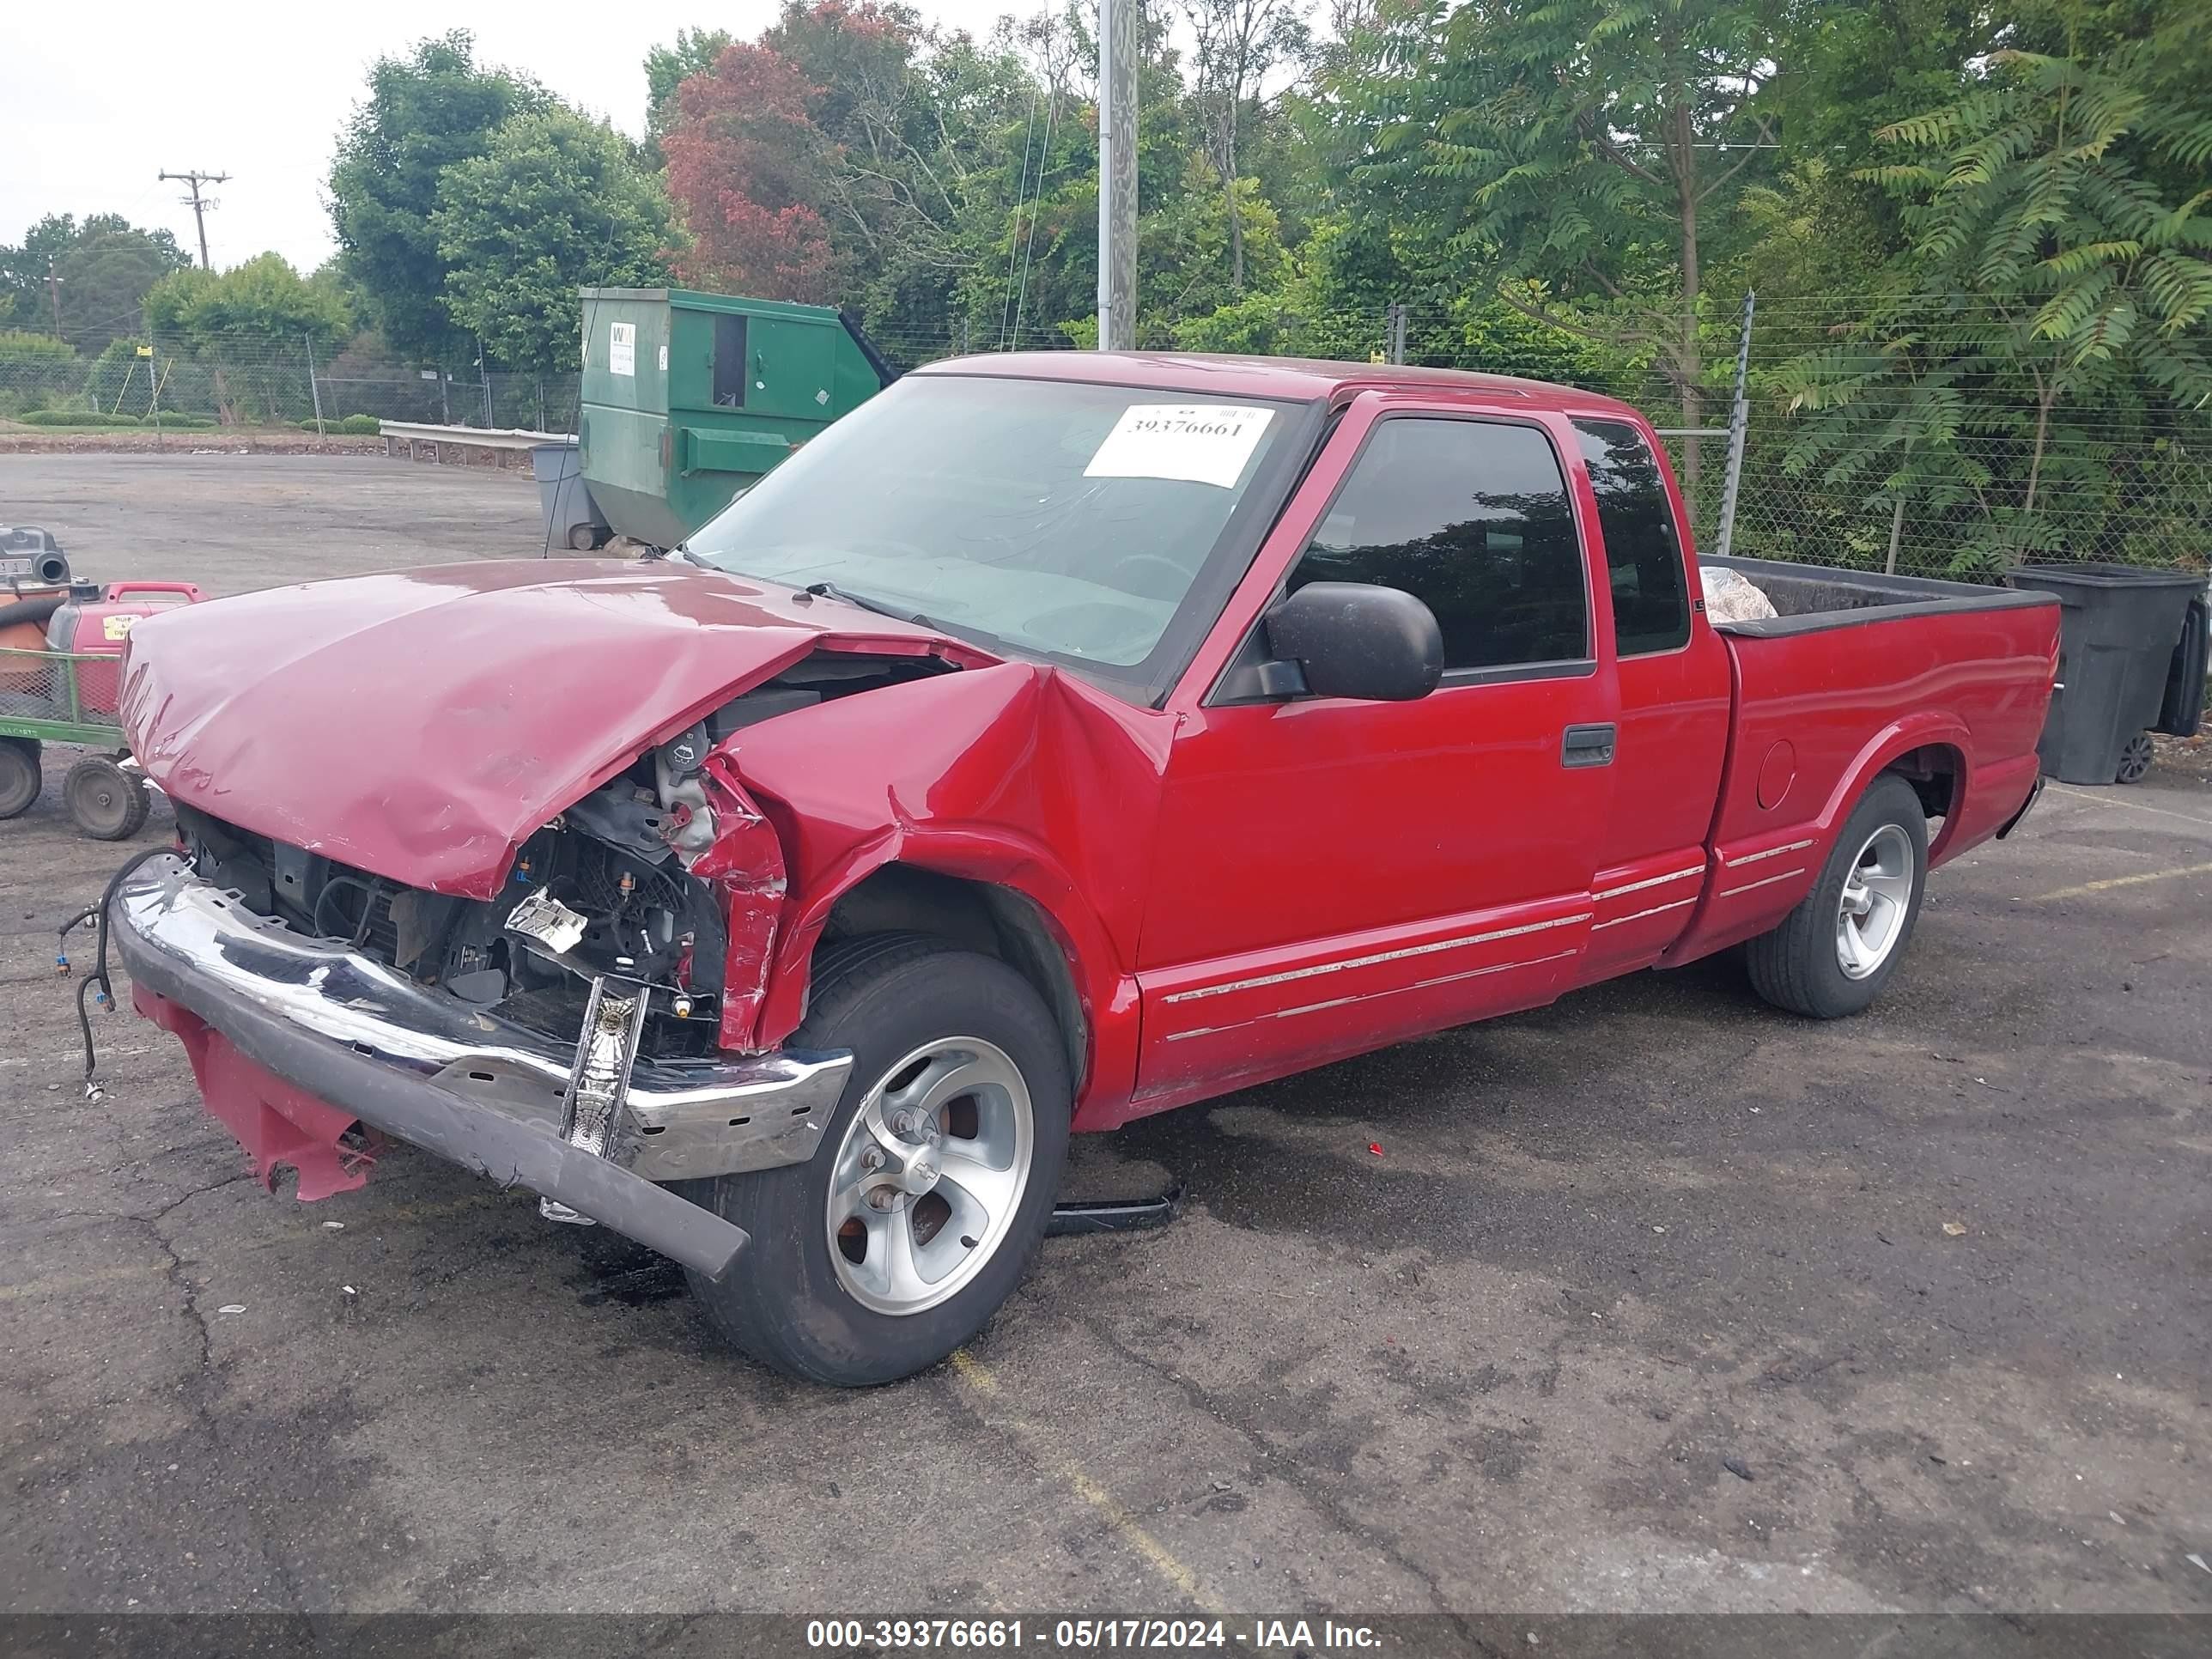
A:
[1562,723,1617,768]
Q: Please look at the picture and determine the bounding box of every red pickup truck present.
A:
[107,354,2059,1384]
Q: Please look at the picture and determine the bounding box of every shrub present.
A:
[10,409,215,430]
[17,409,136,427]
[0,330,81,414]
[301,413,381,434]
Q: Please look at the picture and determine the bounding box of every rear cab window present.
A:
[1572,419,1692,656]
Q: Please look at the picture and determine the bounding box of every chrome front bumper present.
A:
[110,856,852,1278]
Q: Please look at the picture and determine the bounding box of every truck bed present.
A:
[1703,556,2057,635]
[1657,556,2060,969]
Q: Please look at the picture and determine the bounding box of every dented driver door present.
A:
[1129,403,1617,1109]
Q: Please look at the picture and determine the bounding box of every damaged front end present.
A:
[104,659,1001,1273]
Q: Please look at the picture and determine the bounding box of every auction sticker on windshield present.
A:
[1085,404,1274,489]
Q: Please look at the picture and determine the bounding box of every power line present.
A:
[157,169,231,270]
[997,88,1042,351]
[1011,88,1060,354]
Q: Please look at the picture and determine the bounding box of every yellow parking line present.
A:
[951,1350,1221,1612]
[2030,859,2212,902]
[2046,784,2212,834]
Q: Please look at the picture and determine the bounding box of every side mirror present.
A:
[1261,581,1443,702]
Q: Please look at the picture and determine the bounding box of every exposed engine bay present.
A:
[173,651,953,1057]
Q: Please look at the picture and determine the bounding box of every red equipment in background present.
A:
[40,582,203,713]
[0,532,204,837]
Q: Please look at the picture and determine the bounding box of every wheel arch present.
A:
[1880,740,1966,852]
[1820,716,1972,864]
[813,863,1088,1091]
[754,842,1139,1125]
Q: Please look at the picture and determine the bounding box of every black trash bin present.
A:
[2157,587,2209,742]
[2003,562,2204,784]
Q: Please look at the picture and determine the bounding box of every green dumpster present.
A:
[576,288,897,549]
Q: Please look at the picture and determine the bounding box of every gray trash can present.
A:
[531,442,610,554]
[2004,562,2203,784]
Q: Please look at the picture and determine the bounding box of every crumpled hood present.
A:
[121,558,978,897]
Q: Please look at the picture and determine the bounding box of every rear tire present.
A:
[64,756,150,841]
[682,935,1072,1386]
[0,737,40,818]
[1745,775,1927,1019]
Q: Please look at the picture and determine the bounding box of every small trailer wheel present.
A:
[64,756,151,841]
[0,737,40,818]
[2115,732,2154,784]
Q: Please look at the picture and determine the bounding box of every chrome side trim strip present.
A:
[1594,864,1705,901]
[1717,866,1809,898]
[1159,911,1594,1005]
[1164,949,1581,1042]
[1723,838,1815,869]
[1589,896,1698,932]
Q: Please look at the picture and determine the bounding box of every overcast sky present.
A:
[8,0,1031,271]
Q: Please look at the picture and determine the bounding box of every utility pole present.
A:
[46,260,63,337]
[158,169,231,269]
[1711,289,1756,563]
[1095,0,1139,351]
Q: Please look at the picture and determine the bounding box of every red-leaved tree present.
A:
[662,42,837,301]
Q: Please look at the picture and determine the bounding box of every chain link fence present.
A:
[0,336,580,437]
[3,301,2204,583]
[858,300,2210,584]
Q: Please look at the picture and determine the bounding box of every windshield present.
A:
[685,374,1304,679]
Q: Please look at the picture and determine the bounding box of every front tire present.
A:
[683,936,1072,1386]
[1745,775,1927,1019]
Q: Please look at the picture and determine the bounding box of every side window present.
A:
[1573,419,1691,656]
[712,313,749,409]
[1290,418,1586,672]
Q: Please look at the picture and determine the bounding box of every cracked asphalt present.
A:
[2,454,2209,1620]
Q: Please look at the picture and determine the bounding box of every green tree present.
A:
[143,253,350,349]
[327,31,543,364]
[433,106,676,369]
[140,254,350,424]
[1176,0,1311,291]
[1336,0,1781,501]
[0,215,190,349]
[1778,0,2212,572]
[643,27,734,161]
[1146,155,1291,326]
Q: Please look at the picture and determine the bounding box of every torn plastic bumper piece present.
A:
[1046,1188,1183,1237]
[109,856,853,1279]
[1995,771,2045,839]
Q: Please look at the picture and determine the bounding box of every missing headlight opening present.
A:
[167,649,957,1066]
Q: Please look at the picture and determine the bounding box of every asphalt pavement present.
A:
[2,454,2207,1621]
